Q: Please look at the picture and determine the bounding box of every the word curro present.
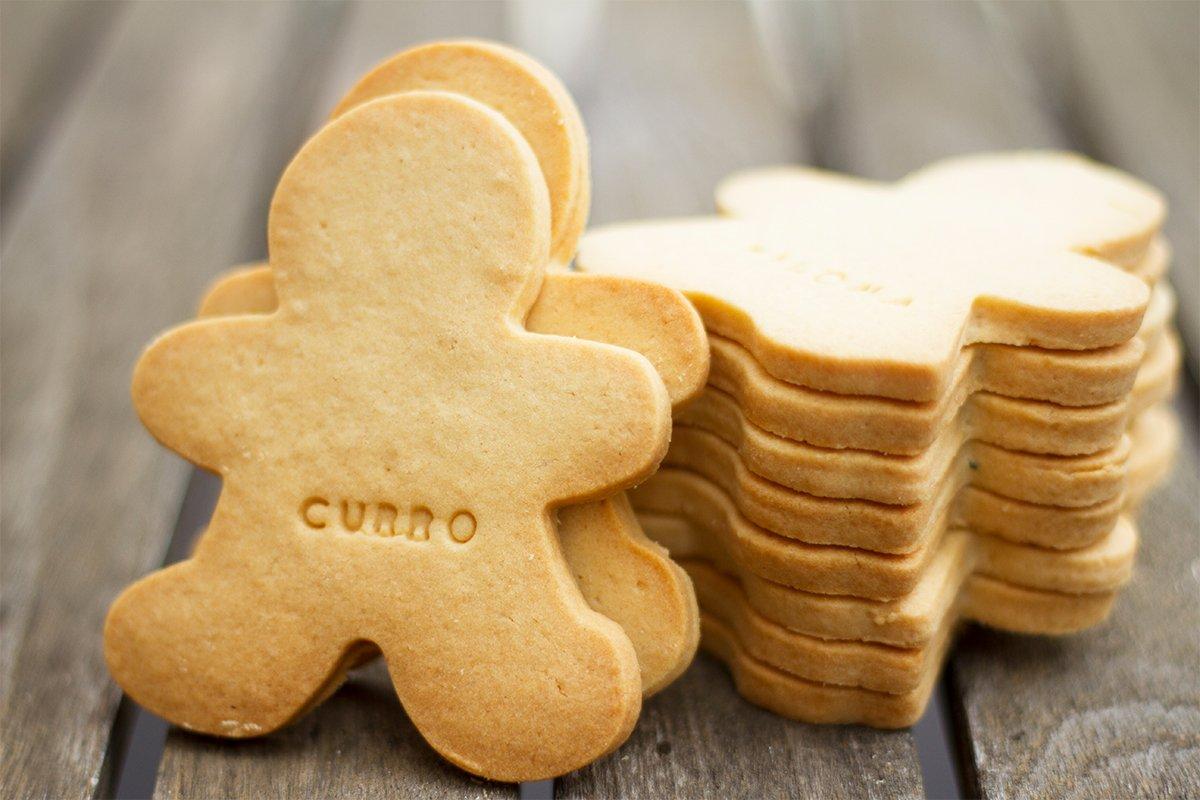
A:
[300,496,477,543]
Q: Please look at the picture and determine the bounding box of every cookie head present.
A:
[269,90,551,326]
[332,40,587,263]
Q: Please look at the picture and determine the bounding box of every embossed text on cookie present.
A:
[748,242,913,307]
[300,497,477,543]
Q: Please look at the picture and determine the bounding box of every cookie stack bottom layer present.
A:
[632,404,1179,727]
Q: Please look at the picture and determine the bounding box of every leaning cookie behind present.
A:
[333,39,589,264]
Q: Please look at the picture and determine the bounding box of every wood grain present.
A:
[813,0,1067,177]
[561,655,923,800]
[154,663,515,800]
[0,2,1194,797]
[579,0,800,226]
[0,3,345,797]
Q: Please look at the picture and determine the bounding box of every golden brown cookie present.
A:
[677,385,1132,508]
[664,420,1128,552]
[718,152,1164,271]
[193,39,708,702]
[640,399,1177,650]
[696,290,1171,456]
[106,92,672,781]
[631,469,1135,600]
[580,154,1156,402]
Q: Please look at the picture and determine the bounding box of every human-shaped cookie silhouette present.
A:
[579,155,1154,402]
[104,91,671,781]
[188,39,707,699]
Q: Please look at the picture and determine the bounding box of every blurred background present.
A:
[4,1,1197,350]
[2,3,1197,799]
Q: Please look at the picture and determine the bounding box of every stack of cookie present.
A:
[577,153,1179,726]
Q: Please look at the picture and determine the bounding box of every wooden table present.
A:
[2,3,1196,798]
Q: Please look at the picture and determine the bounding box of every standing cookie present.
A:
[190,39,707,699]
[105,92,671,781]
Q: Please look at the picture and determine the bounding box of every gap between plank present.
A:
[524,779,554,799]
[914,673,968,799]
[109,470,221,800]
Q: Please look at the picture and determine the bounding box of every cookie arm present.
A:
[200,268,710,410]
[132,317,270,471]
[522,336,672,504]
[970,250,1149,350]
[197,263,275,317]
[528,273,709,409]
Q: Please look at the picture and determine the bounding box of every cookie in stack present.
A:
[576,152,1180,727]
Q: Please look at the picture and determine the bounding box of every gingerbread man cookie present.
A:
[579,155,1155,402]
[190,40,708,698]
[105,92,671,781]
[716,152,1165,269]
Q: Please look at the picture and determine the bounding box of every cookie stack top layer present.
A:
[579,152,1158,401]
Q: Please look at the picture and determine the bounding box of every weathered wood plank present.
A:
[0,3,346,797]
[561,655,924,800]
[562,4,924,794]
[154,662,514,800]
[809,3,1199,797]
[151,3,522,797]
[814,0,1067,178]
[0,0,125,232]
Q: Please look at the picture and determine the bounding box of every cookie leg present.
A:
[375,524,642,783]
[104,558,353,737]
[559,495,699,696]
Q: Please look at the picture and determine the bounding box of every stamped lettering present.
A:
[299,496,476,543]
[749,243,913,307]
